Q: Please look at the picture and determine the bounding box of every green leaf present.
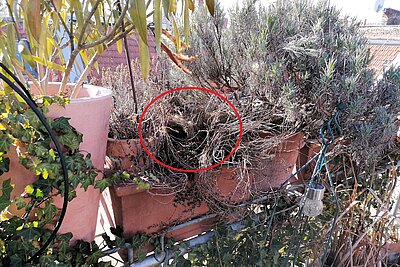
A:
[0,135,12,152]
[17,227,41,240]
[39,255,59,266]
[70,0,84,30]
[154,0,162,53]
[94,178,112,193]
[0,156,10,176]
[138,34,150,80]
[34,145,48,157]
[176,256,192,267]
[51,117,73,134]
[35,188,44,197]
[86,250,105,264]
[59,131,81,150]
[43,203,58,222]
[205,0,215,16]
[162,0,170,18]
[0,179,13,211]
[184,0,190,46]
[14,197,27,210]
[129,0,148,46]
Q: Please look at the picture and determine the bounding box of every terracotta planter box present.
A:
[107,133,305,239]
[210,132,305,204]
[106,138,214,240]
[110,182,212,241]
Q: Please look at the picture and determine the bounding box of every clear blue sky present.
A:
[219,0,400,24]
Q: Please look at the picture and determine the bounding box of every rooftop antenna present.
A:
[374,0,385,12]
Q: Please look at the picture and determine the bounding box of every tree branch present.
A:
[77,0,102,46]
[80,0,130,51]
[6,1,21,41]
[47,0,73,37]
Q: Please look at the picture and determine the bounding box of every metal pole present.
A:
[130,232,215,267]
[130,222,243,267]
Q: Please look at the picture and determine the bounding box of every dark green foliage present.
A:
[0,89,99,264]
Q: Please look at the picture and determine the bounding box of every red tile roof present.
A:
[368,45,400,74]
[361,26,400,75]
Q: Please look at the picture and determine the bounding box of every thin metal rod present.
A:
[131,223,243,267]
[117,0,139,120]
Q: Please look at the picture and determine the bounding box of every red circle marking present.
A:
[138,87,243,173]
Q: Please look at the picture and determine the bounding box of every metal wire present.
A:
[290,106,344,266]
[0,63,69,263]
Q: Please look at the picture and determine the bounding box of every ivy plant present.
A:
[0,83,104,264]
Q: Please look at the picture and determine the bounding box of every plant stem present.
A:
[117,0,139,119]
[6,1,21,41]
[77,0,102,46]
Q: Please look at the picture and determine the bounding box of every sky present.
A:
[219,0,400,24]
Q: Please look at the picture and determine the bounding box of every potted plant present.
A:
[0,0,216,261]
[97,62,213,241]
[175,0,400,208]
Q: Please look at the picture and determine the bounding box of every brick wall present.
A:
[94,32,158,77]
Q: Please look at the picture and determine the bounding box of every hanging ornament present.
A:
[303,182,325,217]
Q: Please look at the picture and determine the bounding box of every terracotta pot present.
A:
[109,182,212,241]
[105,138,155,171]
[295,139,321,185]
[1,83,112,242]
[212,132,305,203]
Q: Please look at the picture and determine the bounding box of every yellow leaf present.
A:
[6,25,17,59]
[0,123,6,131]
[187,0,194,11]
[169,0,177,14]
[205,0,215,16]
[47,36,65,65]
[93,61,100,74]
[80,50,89,66]
[31,56,66,72]
[154,0,162,53]
[42,169,48,179]
[25,185,34,194]
[94,44,105,55]
[38,14,50,61]
[26,0,42,43]
[116,39,123,54]
[129,0,148,46]
[171,14,181,53]
[138,35,150,80]
[49,149,56,160]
